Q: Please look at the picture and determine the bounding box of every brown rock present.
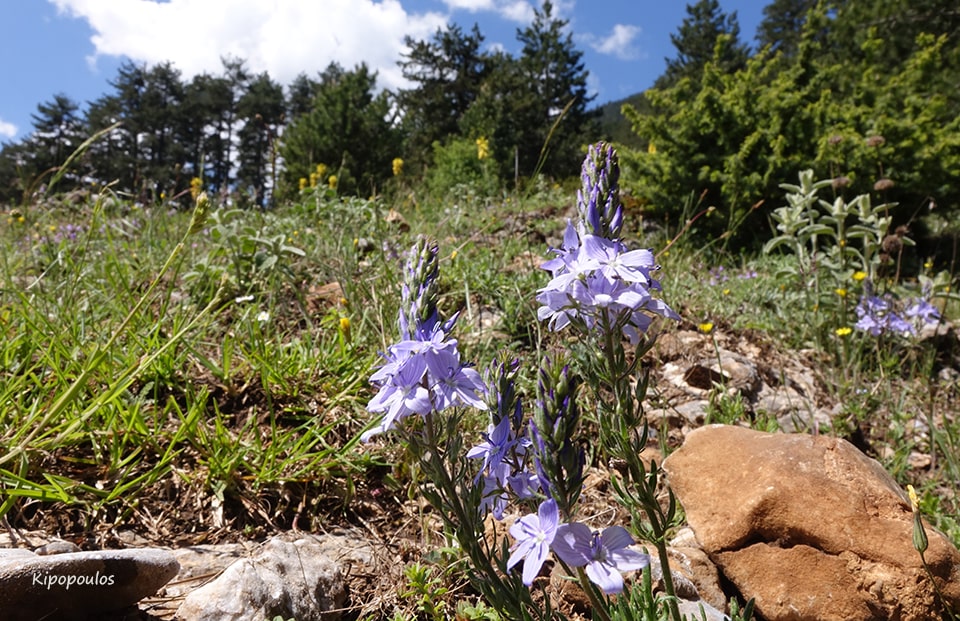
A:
[662,424,960,621]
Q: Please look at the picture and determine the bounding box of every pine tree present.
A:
[237,72,285,208]
[139,62,185,198]
[25,94,85,188]
[756,0,820,59]
[656,0,750,89]
[280,63,398,198]
[286,73,319,120]
[397,23,489,166]
[515,0,596,178]
[98,61,149,195]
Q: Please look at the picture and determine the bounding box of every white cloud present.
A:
[0,119,17,139]
[441,0,534,23]
[48,0,448,92]
[444,0,496,10]
[590,24,641,61]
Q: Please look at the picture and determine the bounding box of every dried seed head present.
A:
[832,176,851,189]
[874,178,895,192]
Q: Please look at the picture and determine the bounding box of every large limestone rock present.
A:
[662,424,960,621]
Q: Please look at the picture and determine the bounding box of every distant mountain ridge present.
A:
[593,91,651,148]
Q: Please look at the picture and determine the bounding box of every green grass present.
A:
[2,180,959,615]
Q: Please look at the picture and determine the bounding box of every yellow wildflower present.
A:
[647,142,656,154]
[392,157,404,177]
[698,322,714,334]
[328,175,338,190]
[450,250,458,261]
[835,327,852,337]
[309,172,318,187]
[476,136,490,160]
[907,485,919,512]
[190,176,203,200]
[722,288,730,296]
[852,271,867,282]
[316,163,327,178]
[339,316,351,341]
[924,260,933,270]
[835,288,847,297]
[299,177,307,191]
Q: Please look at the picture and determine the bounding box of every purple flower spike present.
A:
[363,239,486,441]
[508,499,560,585]
[577,142,623,240]
[537,144,679,343]
[552,524,649,594]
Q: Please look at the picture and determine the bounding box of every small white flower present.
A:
[235,295,255,304]
[256,311,270,323]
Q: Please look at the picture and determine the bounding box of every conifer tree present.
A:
[656,0,750,89]
[237,72,285,208]
[397,23,489,167]
[25,94,85,188]
[515,0,596,178]
[280,63,398,198]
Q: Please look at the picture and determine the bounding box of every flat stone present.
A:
[175,537,346,621]
[0,547,179,621]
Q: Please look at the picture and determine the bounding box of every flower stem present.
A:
[576,566,612,621]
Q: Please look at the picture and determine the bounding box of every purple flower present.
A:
[580,235,658,286]
[708,266,728,285]
[468,416,516,477]
[536,229,678,345]
[537,145,679,344]
[427,346,487,411]
[477,465,510,520]
[363,239,486,441]
[854,293,914,336]
[363,353,432,441]
[508,499,560,585]
[551,524,649,594]
[905,297,940,325]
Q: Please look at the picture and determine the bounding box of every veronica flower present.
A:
[579,234,657,287]
[363,354,432,441]
[363,239,486,441]
[477,464,511,520]
[551,524,649,594]
[854,292,914,336]
[467,416,516,477]
[508,499,560,585]
[426,345,487,411]
[537,144,679,344]
[905,297,940,325]
[541,220,582,276]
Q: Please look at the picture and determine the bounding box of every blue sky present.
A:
[1,0,766,142]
